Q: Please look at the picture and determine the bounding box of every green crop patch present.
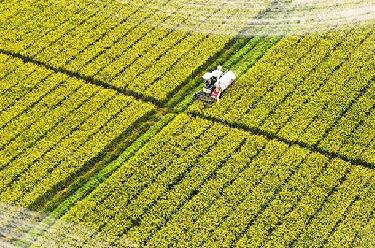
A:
[31,114,375,247]
[190,27,375,165]
[0,55,155,208]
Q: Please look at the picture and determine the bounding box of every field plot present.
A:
[0,54,155,208]
[31,114,375,248]
[0,0,270,102]
[190,26,375,165]
[1,0,375,247]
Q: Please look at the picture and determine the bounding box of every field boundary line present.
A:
[189,111,375,170]
[0,49,163,106]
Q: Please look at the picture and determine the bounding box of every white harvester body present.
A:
[193,66,236,104]
[202,72,213,80]
[217,70,236,91]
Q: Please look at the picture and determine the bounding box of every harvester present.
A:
[193,66,236,104]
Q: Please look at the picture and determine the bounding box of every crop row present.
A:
[32,113,375,247]
[0,0,41,25]
[0,0,271,102]
[0,55,155,208]
[190,26,375,165]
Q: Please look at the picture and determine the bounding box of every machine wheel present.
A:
[193,92,207,100]
[193,92,216,104]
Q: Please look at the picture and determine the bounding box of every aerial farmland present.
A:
[0,0,374,247]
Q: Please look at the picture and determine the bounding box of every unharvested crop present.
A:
[0,55,155,207]
[33,114,375,247]
[190,27,375,165]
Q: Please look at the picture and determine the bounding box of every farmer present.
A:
[211,85,222,102]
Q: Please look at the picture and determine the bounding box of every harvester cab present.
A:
[202,72,217,93]
[193,66,236,104]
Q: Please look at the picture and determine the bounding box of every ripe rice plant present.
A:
[0,1,374,247]
[32,114,375,247]
[0,55,155,207]
[0,0,270,102]
[189,27,375,165]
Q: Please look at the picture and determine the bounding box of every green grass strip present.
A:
[18,112,176,247]
[164,36,252,109]
[52,113,175,216]
[173,37,279,113]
